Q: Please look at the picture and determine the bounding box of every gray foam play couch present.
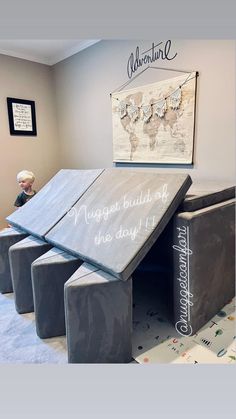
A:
[3,169,235,362]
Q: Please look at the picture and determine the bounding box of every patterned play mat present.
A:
[132,279,235,364]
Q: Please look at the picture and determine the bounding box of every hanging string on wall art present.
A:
[112,67,198,124]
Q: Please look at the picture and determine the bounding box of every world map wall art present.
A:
[111,72,197,164]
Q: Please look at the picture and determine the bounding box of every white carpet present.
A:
[0,293,67,363]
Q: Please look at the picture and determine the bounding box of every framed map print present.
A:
[111,72,197,164]
[7,97,37,136]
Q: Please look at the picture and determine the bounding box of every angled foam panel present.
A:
[46,169,192,280]
[7,169,103,238]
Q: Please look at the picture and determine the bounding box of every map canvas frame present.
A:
[112,72,197,164]
[7,97,37,136]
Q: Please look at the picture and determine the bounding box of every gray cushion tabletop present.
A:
[46,169,192,280]
[181,185,235,212]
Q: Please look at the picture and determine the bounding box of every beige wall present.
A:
[0,54,60,228]
[0,40,235,227]
[53,40,235,182]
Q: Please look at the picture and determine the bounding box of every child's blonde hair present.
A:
[17,170,35,184]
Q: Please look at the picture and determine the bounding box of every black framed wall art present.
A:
[7,97,37,136]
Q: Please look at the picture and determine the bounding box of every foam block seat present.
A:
[9,236,52,314]
[173,196,235,335]
[0,227,28,293]
[64,263,133,363]
[31,247,82,338]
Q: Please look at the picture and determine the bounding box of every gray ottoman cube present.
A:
[65,263,133,363]
[31,247,82,338]
[9,236,52,314]
[0,227,28,293]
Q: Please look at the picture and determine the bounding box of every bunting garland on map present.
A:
[118,100,127,119]
[113,71,196,123]
[116,86,182,123]
[127,104,139,122]
[142,104,152,122]
[169,87,182,110]
[153,99,167,118]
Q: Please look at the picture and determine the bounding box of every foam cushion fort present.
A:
[46,169,192,280]
[6,169,103,238]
